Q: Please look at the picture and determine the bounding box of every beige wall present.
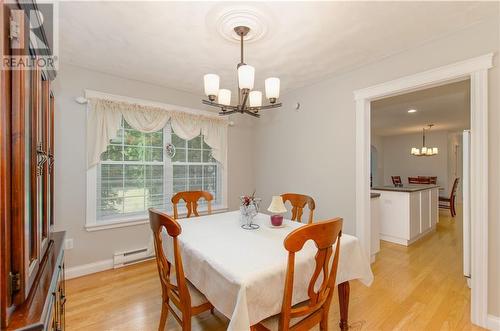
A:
[51,63,256,268]
[253,18,500,316]
[370,133,384,187]
[381,131,449,190]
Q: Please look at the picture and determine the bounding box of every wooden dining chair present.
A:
[148,208,214,331]
[252,218,343,331]
[418,176,431,184]
[280,193,316,224]
[408,177,420,184]
[171,191,213,219]
[439,178,460,217]
[391,176,402,185]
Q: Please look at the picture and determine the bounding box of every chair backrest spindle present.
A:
[171,191,213,219]
[280,193,316,224]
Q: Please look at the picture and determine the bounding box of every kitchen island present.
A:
[371,184,439,246]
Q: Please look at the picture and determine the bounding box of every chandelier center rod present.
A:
[234,26,250,66]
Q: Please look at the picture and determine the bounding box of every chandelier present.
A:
[202,26,282,118]
[411,124,439,156]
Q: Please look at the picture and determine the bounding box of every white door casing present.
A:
[354,53,493,328]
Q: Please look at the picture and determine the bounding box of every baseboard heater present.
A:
[113,247,155,268]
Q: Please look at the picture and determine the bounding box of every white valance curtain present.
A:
[87,97,228,169]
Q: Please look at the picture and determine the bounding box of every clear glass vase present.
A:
[240,198,261,230]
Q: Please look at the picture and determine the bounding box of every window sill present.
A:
[85,206,229,232]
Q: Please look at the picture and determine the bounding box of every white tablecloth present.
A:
[162,211,373,331]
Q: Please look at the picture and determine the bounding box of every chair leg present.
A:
[158,300,169,331]
[319,307,329,331]
[182,317,192,331]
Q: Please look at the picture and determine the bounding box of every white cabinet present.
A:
[371,186,439,246]
[370,195,381,263]
[420,190,431,233]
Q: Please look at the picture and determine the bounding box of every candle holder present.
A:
[268,196,287,227]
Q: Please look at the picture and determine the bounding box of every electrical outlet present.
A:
[64,238,74,250]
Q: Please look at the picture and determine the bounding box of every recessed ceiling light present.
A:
[408,109,417,113]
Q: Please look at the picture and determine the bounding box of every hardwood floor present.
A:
[66,207,483,330]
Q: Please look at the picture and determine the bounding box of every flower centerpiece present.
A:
[240,191,261,230]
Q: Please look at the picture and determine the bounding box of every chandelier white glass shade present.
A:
[217,89,231,106]
[202,26,282,118]
[203,74,220,97]
[249,91,262,107]
[238,65,255,90]
[265,77,280,103]
[411,124,439,156]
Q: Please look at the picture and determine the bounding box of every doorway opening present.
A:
[354,53,492,327]
[368,79,472,325]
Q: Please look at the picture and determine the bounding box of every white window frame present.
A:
[86,120,228,232]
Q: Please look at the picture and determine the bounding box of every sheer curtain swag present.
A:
[86,96,228,168]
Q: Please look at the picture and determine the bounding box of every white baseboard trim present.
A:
[487,314,500,331]
[66,259,114,280]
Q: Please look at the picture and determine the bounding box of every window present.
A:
[88,117,224,228]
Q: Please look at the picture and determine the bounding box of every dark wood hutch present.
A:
[1,0,65,330]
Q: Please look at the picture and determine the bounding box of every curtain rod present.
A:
[76,89,233,124]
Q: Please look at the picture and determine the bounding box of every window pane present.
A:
[189,165,202,178]
[151,165,164,178]
[124,165,144,196]
[188,136,202,149]
[188,178,202,191]
[203,165,217,195]
[172,148,186,162]
[125,164,144,179]
[145,147,163,162]
[202,139,210,150]
[203,177,216,194]
[146,182,164,196]
[99,198,124,218]
[187,149,202,162]
[101,145,123,161]
[173,165,187,179]
[123,196,145,213]
[173,178,187,193]
[171,134,185,148]
[146,132,163,147]
[100,164,124,199]
[203,164,216,178]
[152,148,163,162]
[110,129,124,144]
[123,120,133,129]
[202,150,215,163]
[124,146,144,161]
[124,130,144,146]
[147,194,166,209]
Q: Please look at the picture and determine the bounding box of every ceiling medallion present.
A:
[211,6,270,43]
[202,26,281,118]
[411,124,439,156]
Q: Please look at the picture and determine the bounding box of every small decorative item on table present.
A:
[267,196,287,227]
[240,193,261,230]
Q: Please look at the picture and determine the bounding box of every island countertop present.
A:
[371,184,439,193]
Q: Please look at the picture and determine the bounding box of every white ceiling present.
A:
[371,80,470,136]
[59,1,497,98]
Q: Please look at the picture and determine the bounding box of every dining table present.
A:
[162,211,373,331]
